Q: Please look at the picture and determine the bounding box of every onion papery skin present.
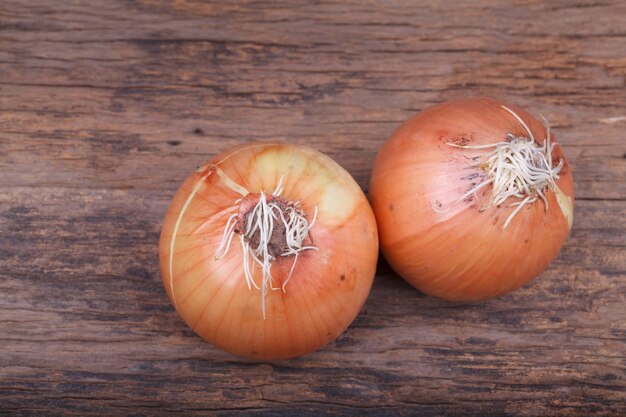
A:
[369,97,574,301]
[160,143,378,359]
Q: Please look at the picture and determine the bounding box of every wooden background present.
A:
[1,0,625,415]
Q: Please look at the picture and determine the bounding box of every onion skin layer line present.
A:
[554,184,574,230]
[169,171,212,309]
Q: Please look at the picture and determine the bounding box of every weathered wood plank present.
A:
[1,0,625,415]
[0,191,624,415]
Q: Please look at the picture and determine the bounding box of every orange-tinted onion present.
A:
[160,143,378,359]
[370,97,574,301]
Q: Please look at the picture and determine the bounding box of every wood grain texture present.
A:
[1,0,625,415]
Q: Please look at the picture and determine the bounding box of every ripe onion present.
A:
[160,143,378,359]
[370,97,574,301]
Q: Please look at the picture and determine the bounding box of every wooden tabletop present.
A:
[1,1,625,415]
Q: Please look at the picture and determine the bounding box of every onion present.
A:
[160,143,378,359]
[369,97,574,301]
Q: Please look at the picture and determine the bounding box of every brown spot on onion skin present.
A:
[448,134,471,146]
[389,203,394,211]
[341,270,358,290]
